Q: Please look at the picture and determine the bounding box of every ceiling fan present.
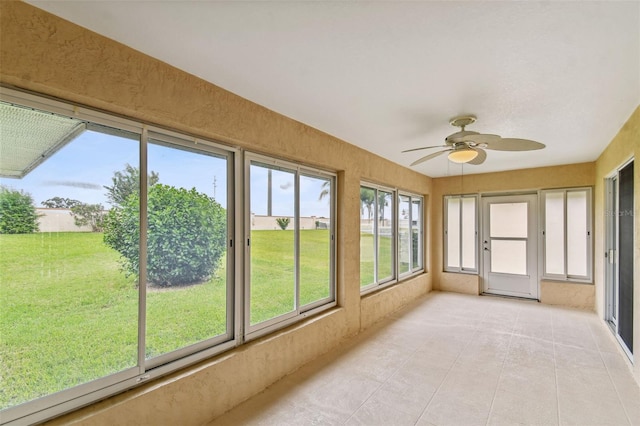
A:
[403,115,545,166]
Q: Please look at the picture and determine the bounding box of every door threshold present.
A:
[481,292,540,303]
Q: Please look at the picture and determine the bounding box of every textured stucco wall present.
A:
[0,2,431,424]
[431,162,596,299]
[539,280,595,310]
[594,105,640,385]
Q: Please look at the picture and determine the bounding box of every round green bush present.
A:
[103,184,226,287]
[0,186,39,234]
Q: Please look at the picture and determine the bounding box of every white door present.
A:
[481,194,538,299]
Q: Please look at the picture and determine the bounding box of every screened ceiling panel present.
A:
[0,102,85,179]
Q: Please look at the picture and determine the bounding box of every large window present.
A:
[0,89,335,424]
[444,195,478,273]
[399,192,423,275]
[360,185,395,289]
[542,188,592,282]
[360,184,424,292]
[246,156,335,339]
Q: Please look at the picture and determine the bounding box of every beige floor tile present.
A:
[556,367,630,425]
[607,370,640,425]
[380,363,449,403]
[206,293,640,426]
[504,334,555,372]
[554,343,606,371]
[489,363,558,425]
[365,385,433,420]
[345,396,420,426]
[418,393,491,426]
[289,373,383,423]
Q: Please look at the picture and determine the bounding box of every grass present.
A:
[0,230,332,409]
[360,233,393,286]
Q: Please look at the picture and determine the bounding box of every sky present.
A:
[1,128,331,218]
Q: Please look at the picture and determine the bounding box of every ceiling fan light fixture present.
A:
[448,148,478,163]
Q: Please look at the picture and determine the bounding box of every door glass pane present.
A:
[545,192,565,275]
[360,187,375,286]
[411,198,422,269]
[378,190,394,280]
[250,163,295,325]
[490,202,528,238]
[398,195,411,274]
[446,198,460,268]
[461,197,476,269]
[299,174,331,306]
[491,240,527,275]
[567,191,587,276]
[0,110,139,409]
[145,141,229,359]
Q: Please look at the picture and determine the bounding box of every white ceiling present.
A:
[28,1,640,177]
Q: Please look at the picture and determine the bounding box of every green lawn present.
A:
[360,233,393,286]
[0,230,331,409]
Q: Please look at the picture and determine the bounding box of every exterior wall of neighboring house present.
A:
[36,208,93,232]
[251,214,330,230]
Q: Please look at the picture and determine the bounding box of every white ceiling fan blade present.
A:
[467,148,487,165]
[459,133,501,144]
[402,145,448,153]
[410,149,451,166]
[485,138,545,151]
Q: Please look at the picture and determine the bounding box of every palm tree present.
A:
[360,188,375,220]
[318,180,330,202]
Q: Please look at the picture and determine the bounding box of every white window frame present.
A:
[0,87,330,425]
[443,194,479,274]
[541,187,593,283]
[1,88,242,425]
[360,182,397,293]
[243,153,337,341]
[398,191,424,277]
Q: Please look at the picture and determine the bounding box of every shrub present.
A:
[276,217,290,230]
[103,184,226,287]
[0,186,39,234]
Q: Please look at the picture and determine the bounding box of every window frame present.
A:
[1,87,241,425]
[541,187,593,283]
[443,194,479,274]
[398,191,424,277]
[360,182,397,293]
[360,183,425,295]
[243,153,337,341]
[0,87,331,425]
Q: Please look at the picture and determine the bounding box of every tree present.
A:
[71,203,105,232]
[41,197,81,209]
[360,187,375,220]
[378,192,388,223]
[103,184,226,287]
[318,180,330,202]
[0,186,39,234]
[104,164,159,206]
[276,217,290,230]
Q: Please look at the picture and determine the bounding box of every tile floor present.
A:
[208,292,640,426]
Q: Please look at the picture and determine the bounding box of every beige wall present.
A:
[37,208,94,232]
[594,106,640,384]
[431,162,596,301]
[0,3,431,424]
